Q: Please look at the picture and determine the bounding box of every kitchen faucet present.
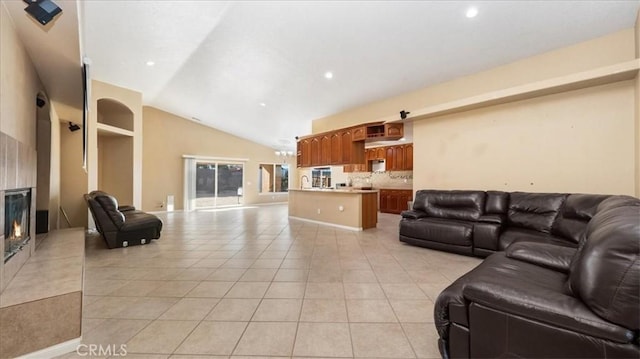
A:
[300,175,310,189]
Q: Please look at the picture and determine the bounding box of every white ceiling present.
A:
[24,1,640,151]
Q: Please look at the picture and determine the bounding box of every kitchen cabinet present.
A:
[404,144,413,170]
[344,163,368,173]
[320,135,331,165]
[310,137,321,166]
[384,123,404,138]
[385,146,395,171]
[341,130,352,163]
[379,189,413,214]
[330,132,342,165]
[394,145,405,171]
[298,139,311,167]
[352,126,367,141]
[375,147,385,160]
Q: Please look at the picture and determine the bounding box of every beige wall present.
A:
[413,81,635,194]
[52,101,86,228]
[312,27,639,197]
[89,81,142,211]
[0,2,41,148]
[98,135,133,205]
[48,108,60,230]
[59,120,87,228]
[142,106,290,211]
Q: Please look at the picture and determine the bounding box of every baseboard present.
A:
[17,337,81,359]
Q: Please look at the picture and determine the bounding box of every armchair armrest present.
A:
[505,242,575,273]
[401,210,428,220]
[118,205,136,212]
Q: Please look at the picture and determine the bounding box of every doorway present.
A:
[194,161,244,208]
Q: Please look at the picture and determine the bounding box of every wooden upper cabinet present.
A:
[366,148,376,161]
[320,135,331,165]
[330,132,342,164]
[394,145,405,171]
[375,147,385,160]
[296,141,302,168]
[310,137,321,166]
[384,123,404,139]
[352,126,366,141]
[404,143,413,170]
[300,139,311,167]
[341,130,352,163]
[385,146,395,171]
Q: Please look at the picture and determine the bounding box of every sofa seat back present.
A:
[507,192,567,234]
[413,190,486,221]
[551,194,610,244]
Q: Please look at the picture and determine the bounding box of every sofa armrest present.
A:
[463,282,635,344]
[118,205,136,212]
[401,210,428,220]
[477,214,504,225]
[505,242,575,273]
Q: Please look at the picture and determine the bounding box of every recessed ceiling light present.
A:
[466,7,478,18]
[146,60,155,66]
[260,102,266,107]
[324,71,333,79]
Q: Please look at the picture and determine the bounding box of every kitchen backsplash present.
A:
[347,170,413,189]
[297,166,413,189]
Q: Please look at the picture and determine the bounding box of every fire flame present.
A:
[12,220,22,239]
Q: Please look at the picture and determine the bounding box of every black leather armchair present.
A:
[85,191,162,248]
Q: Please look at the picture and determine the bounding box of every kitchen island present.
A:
[288,188,378,230]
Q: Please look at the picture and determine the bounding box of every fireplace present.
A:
[4,189,31,263]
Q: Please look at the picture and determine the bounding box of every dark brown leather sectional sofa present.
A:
[85,190,162,248]
[399,190,639,358]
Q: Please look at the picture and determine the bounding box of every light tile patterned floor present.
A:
[61,204,482,358]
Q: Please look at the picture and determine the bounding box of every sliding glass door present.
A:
[195,161,244,208]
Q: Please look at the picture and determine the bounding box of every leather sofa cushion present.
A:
[400,218,473,246]
[506,241,576,273]
[507,192,567,233]
[121,211,163,232]
[94,194,125,228]
[569,196,640,331]
[551,194,609,243]
[413,190,486,221]
[485,191,508,214]
[498,228,574,251]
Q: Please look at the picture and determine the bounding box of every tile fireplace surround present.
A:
[0,131,37,293]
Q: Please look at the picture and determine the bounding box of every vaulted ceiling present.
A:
[5,1,639,151]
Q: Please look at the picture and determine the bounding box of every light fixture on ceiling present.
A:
[23,0,62,26]
[260,102,266,107]
[466,7,478,18]
[324,71,334,79]
[146,60,155,66]
[275,150,295,163]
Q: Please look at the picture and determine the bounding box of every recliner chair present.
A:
[85,191,162,248]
